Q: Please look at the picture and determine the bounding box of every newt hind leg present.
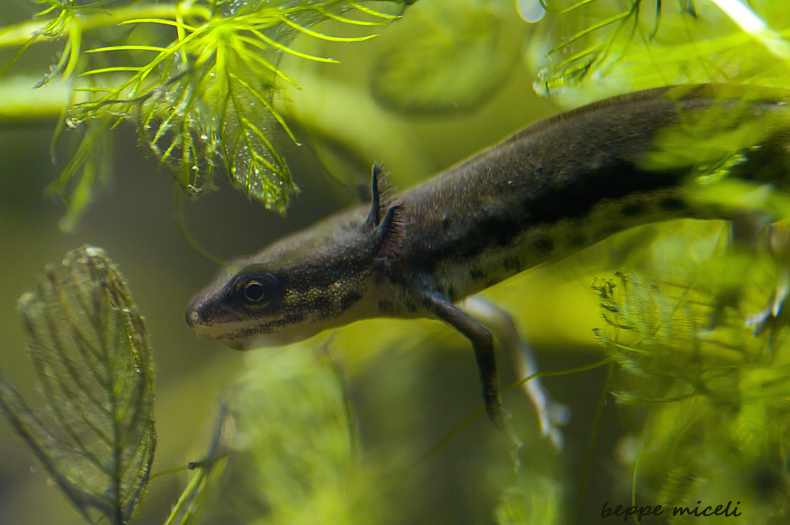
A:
[421,288,569,448]
[461,296,569,450]
[421,289,504,426]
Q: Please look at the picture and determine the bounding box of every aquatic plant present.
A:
[533,0,790,97]
[0,246,156,525]
[594,263,790,524]
[0,0,403,230]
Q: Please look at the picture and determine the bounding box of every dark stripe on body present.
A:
[379,87,790,297]
[393,96,696,280]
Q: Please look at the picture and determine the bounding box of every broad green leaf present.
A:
[0,245,156,525]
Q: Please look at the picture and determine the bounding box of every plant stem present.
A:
[0,76,70,124]
[0,3,212,49]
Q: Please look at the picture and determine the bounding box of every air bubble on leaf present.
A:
[517,0,545,23]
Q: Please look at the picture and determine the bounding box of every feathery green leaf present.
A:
[0,245,156,525]
[0,0,404,225]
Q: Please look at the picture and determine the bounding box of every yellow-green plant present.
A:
[0,0,403,230]
[594,261,790,523]
[534,0,790,96]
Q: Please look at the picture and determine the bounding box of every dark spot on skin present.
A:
[461,209,522,255]
[469,267,485,280]
[594,224,622,241]
[378,299,394,314]
[503,256,523,272]
[311,296,330,312]
[533,238,554,254]
[409,122,690,275]
[286,313,304,325]
[621,202,645,217]
[567,232,586,248]
[232,313,306,341]
[487,214,521,247]
[658,196,685,211]
[441,214,451,231]
[340,291,362,312]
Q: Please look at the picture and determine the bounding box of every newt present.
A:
[186,84,790,427]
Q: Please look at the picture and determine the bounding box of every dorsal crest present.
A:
[366,163,395,228]
[365,163,405,264]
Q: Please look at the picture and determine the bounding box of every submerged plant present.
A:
[593,266,790,522]
[369,0,527,114]
[0,246,156,525]
[534,0,790,95]
[0,0,403,230]
[5,1,790,524]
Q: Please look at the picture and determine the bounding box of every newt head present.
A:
[185,165,405,350]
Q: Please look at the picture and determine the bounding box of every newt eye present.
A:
[244,281,265,302]
[235,273,279,307]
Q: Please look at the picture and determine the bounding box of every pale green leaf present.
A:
[67,0,406,214]
[0,0,406,225]
[46,118,115,233]
[533,1,790,95]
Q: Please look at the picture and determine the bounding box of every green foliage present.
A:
[0,245,156,525]
[594,269,790,522]
[165,333,568,525]
[534,0,697,92]
[535,1,790,94]
[182,343,376,525]
[6,2,790,524]
[494,476,565,525]
[638,86,784,174]
[164,407,233,525]
[49,118,115,232]
[0,0,402,229]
